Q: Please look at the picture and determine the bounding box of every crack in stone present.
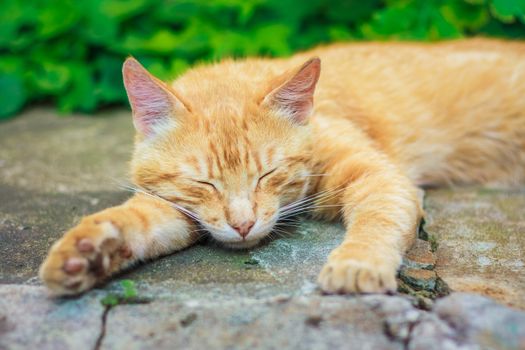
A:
[384,302,469,350]
[94,306,112,350]
[382,309,422,350]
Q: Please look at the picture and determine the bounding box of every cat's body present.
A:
[40,38,525,296]
[307,40,525,186]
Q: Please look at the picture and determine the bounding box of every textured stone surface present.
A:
[0,108,133,283]
[404,239,436,270]
[425,188,525,309]
[0,285,104,350]
[398,237,444,301]
[3,284,522,350]
[434,293,525,350]
[0,108,133,193]
[399,268,437,291]
[102,295,404,350]
[1,108,525,349]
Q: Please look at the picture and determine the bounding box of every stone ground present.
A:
[1,108,524,349]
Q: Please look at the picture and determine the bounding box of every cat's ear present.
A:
[262,57,321,125]
[122,57,189,137]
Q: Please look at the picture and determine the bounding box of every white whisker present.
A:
[280,190,344,215]
[280,185,345,211]
[118,183,201,222]
[278,185,346,221]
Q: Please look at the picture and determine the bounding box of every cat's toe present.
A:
[318,259,397,294]
[39,221,124,296]
[63,257,88,274]
[39,251,98,296]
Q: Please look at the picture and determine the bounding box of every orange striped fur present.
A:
[41,38,525,296]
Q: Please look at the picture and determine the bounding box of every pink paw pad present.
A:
[77,238,95,253]
[119,246,133,259]
[63,257,86,274]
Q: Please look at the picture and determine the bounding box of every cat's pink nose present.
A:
[232,220,255,238]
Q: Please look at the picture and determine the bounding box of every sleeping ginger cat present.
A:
[40,38,525,296]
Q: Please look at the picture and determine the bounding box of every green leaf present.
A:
[490,0,525,23]
[99,0,151,20]
[326,0,381,23]
[0,0,29,49]
[152,1,200,24]
[36,0,79,39]
[360,5,415,39]
[121,279,137,299]
[0,73,26,119]
[430,10,463,39]
[253,23,292,55]
[120,279,134,289]
[328,26,353,41]
[101,294,119,307]
[30,61,71,93]
[0,56,25,74]
[57,64,97,113]
[440,0,489,31]
[78,0,119,45]
[479,17,525,37]
[119,29,181,55]
[96,55,127,103]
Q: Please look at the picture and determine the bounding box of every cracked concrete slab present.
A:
[425,188,525,309]
[0,285,104,350]
[101,295,406,350]
[433,293,525,350]
[1,108,525,349]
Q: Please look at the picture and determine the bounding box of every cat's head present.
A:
[123,57,320,248]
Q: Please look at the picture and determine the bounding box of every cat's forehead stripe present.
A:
[206,153,214,178]
[243,146,251,171]
[266,146,276,164]
[185,156,200,173]
[252,150,262,172]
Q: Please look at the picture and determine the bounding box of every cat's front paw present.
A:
[317,244,399,294]
[39,218,131,296]
[318,259,397,294]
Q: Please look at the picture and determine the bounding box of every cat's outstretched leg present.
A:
[315,140,422,294]
[39,193,198,296]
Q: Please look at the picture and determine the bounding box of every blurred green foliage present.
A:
[1,0,525,118]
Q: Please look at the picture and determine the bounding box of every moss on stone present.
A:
[428,234,439,252]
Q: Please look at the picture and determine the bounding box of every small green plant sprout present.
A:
[100,293,119,307]
[100,279,150,307]
[121,279,138,299]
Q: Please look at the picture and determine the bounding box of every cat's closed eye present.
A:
[258,168,277,184]
[195,180,218,191]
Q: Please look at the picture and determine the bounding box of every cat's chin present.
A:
[222,239,261,250]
